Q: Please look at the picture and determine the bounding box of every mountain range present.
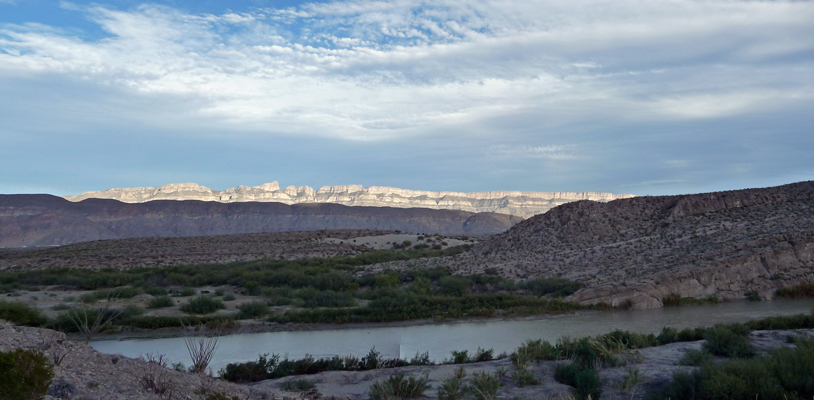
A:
[0,194,521,248]
[64,182,634,218]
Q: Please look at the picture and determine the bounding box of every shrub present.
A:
[646,338,814,400]
[237,302,270,319]
[521,277,582,297]
[369,373,430,400]
[179,287,196,297]
[436,376,465,400]
[0,349,54,400]
[619,367,640,394]
[147,295,175,309]
[561,337,620,368]
[473,347,494,362]
[511,366,538,387]
[144,286,168,296]
[222,293,236,301]
[121,304,145,318]
[280,378,316,392]
[468,371,499,400]
[450,350,470,364]
[702,324,755,358]
[409,351,431,366]
[554,363,602,400]
[678,348,713,366]
[180,296,225,314]
[437,277,470,296]
[746,291,761,301]
[219,353,274,383]
[662,293,681,307]
[514,339,559,362]
[0,300,48,327]
[775,281,814,298]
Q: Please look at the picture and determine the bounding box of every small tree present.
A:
[0,349,54,400]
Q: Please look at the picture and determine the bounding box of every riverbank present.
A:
[5,316,814,400]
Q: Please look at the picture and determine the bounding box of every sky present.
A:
[1,0,813,197]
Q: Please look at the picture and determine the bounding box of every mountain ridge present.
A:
[63,182,635,218]
[0,194,522,248]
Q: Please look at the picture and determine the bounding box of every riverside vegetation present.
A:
[2,306,814,399]
[0,246,596,334]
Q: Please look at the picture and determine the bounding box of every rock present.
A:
[47,381,77,399]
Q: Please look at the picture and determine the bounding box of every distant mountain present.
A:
[396,181,814,308]
[63,182,634,218]
[0,195,522,248]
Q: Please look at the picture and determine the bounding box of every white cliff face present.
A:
[64,182,635,217]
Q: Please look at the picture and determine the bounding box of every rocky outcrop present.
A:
[405,181,814,308]
[0,321,338,400]
[64,182,634,218]
[0,195,522,248]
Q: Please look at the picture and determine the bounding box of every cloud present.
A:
[488,144,577,160]
[0,0,812,145]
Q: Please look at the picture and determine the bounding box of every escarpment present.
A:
[64,182,634,218]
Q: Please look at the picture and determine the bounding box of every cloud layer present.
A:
[1,0,813,195]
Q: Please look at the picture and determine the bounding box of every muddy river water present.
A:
[90,298,814,372]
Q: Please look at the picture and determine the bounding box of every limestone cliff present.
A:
[63,182,634,218]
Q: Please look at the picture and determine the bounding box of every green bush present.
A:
[179,287,196,297]
[520,277,582,297]
[450,350,470,364]
[147,295,175,309]
[0,349,54,400]
[703,324,755,358]
[280,378,316,392]
[775,281,814,298]
[473,347,494,362]
[180,296,225,314]
[646,338,814,400]
[437,277,469,296]
[222,293,236,301]
[511,366,538,387]
[369,373,430,400]
[678,349,713,366]
[554,363,602,400]
[144,286,168,296]
[0,300,48,327]
[436,376,465,400]
[237,302,270,319]
[468,371,499,400]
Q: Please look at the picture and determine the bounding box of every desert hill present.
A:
[0,194,521,248]
[376,181,814,308]
[64,182,634,218]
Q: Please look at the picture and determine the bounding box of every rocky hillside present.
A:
[398,181,814,308]
[64,182,634,218]
[0,195,521,248]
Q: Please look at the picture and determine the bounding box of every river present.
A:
[89,299,814,372]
